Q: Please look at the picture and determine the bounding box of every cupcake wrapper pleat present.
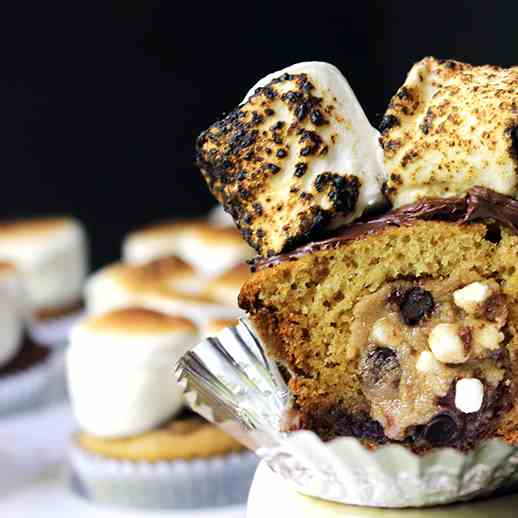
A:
[175,319,518,508]
[29,310,84,348]
[0,351,62,415]
[69,443,258,509]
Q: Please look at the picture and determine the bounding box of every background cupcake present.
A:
[67,307,256,509]
[0,217,89,347]
[0,262,58,415]
[122,219,253,277]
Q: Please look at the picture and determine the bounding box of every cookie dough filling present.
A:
[353,276,511,444]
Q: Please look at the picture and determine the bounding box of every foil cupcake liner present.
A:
[0,350,62,415]
[176,319,518,508]
[29,310,84,348]
[247,461,518,518]
[69,443,258,509]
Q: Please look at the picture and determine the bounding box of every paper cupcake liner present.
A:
[29,309,84,348]
[69,443,258,509]
[0,351,62,415]
[175,319,518,508]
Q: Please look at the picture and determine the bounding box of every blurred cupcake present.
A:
[0,262,56,414]
[67,308,256,509]
[84,257,240,325]
[203,317,239,337]
[207,204,235,227]
[202,264,251,307]
[0,217,88,346]
[123,220,253,277]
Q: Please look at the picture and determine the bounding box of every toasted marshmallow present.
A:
[175,225,253,277]
[202,264,250,307]
[85,258,241,325]
[0,263,25,367]
[0,218,88,312]
[455,378,484,413]
[381,57,518,207]
[122,220,201,265]
[207,205,234,227]
[123,221,252,277]
[67,308,199,438]
[197,61,386,256]
[428,323,468,364]
[203,318,239,337]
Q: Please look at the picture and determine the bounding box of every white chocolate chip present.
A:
[474,323,504,351]
[453,282,491,314]
[371,318,401,347]
[455,378,484,413]
[428,323,468,364]
[416,351,442,374]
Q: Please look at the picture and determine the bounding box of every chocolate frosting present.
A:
[252,187,518,271]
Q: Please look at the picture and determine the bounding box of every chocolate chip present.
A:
[399,288,434,326]
[422,412,459,445]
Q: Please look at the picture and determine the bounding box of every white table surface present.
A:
[0,402,245,518]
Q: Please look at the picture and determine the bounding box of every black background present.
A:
[1,1,516,267]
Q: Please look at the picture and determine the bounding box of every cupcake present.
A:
[0,262,57,414]
[67,307,256,509]
[123,220,253,277]
[84,257,240,325]
[0,217,88,346]
[202,263,251,307]
[176,58,518,508]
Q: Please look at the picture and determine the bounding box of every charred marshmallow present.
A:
[196,62,386,256]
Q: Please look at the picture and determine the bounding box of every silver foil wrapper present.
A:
[176,319,518,508]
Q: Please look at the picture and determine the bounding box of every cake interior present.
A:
[240,219,518,451]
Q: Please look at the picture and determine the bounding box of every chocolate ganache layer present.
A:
[252,187,518,272]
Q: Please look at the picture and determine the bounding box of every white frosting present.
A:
[66,311,199,438]
[244,61,387,224]
[0,267,25,367]
[0,219,88,311]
